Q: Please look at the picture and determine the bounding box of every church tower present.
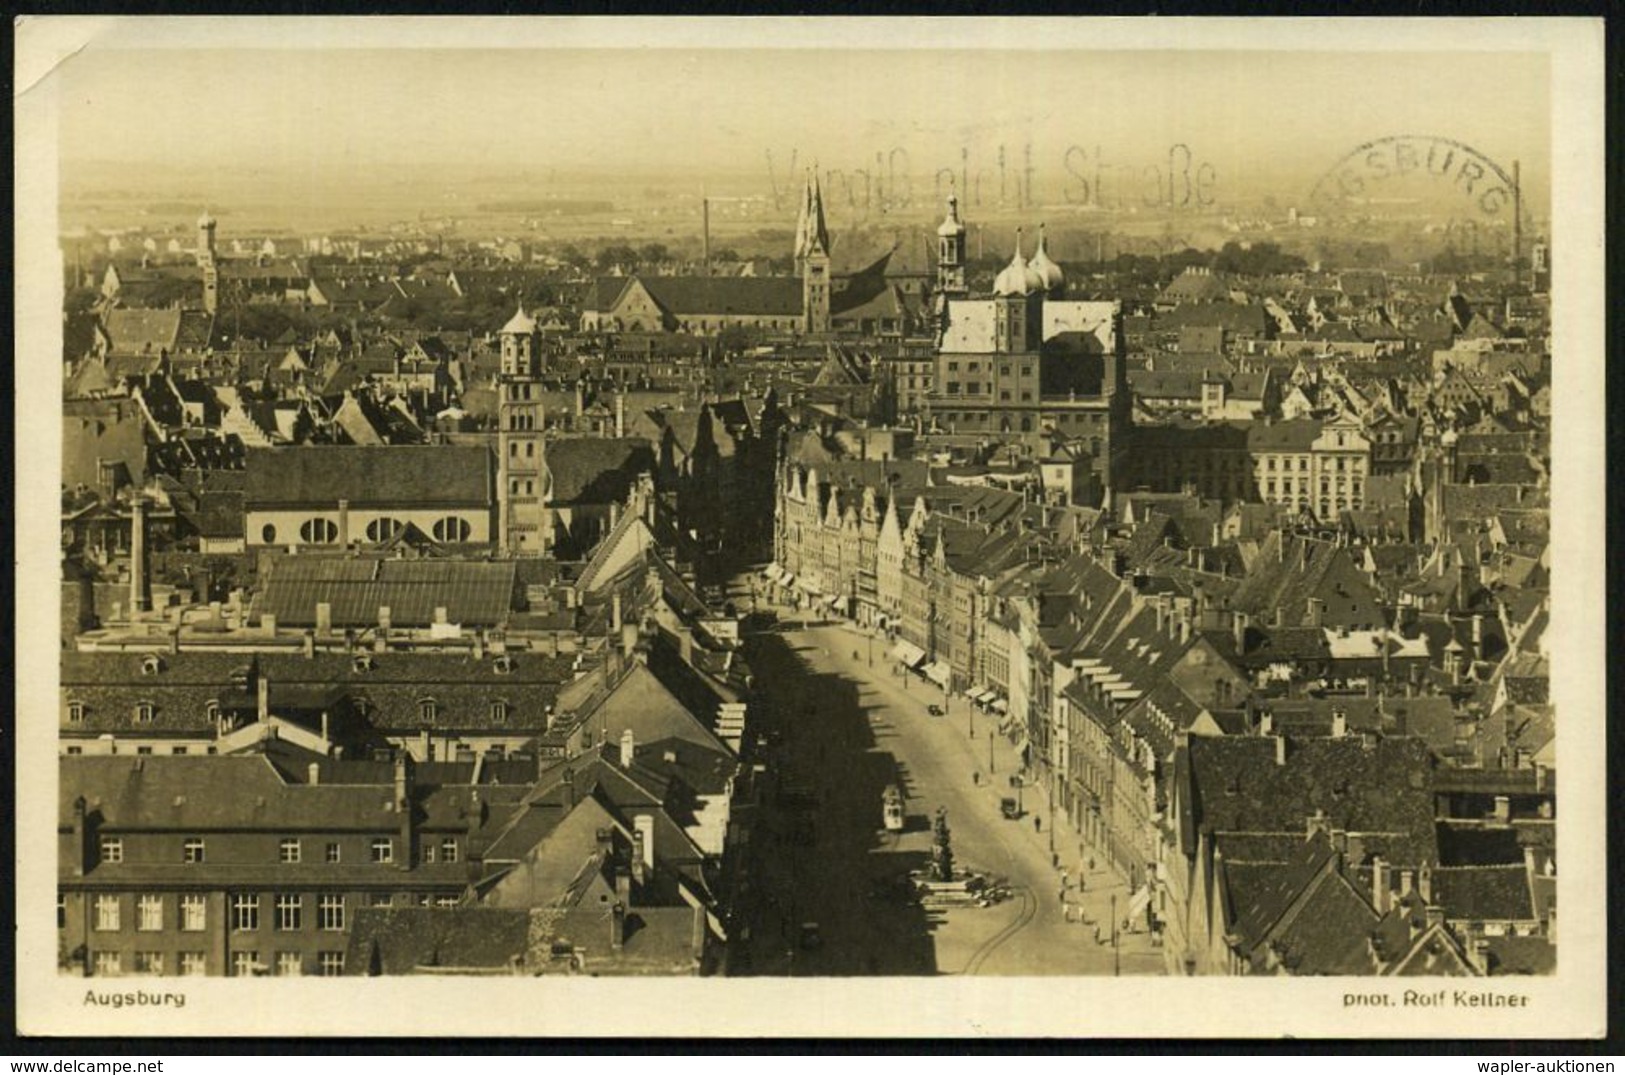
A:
[934,192,968,304]
[496,304,552,556]
[798,170,832,335]
[197,209,219,315]
[991,229,1042,353]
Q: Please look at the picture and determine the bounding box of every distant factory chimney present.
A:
[702,195,711,277]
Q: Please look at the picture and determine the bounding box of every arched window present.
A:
[433,517,471,543]
[366,517,403,543]
[418,698,438,723]
[299,518,338,544]
[261,524,278,544]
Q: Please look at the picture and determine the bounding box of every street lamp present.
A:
[987,728,995,775]
[1111,892,1120,977]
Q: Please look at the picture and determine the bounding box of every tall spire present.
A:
[793,169,812,264]
[806,166,829,257]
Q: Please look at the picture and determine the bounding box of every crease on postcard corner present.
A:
[14,16,109,100]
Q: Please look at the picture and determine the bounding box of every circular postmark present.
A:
[1309,135,1520,221]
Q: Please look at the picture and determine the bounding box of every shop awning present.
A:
[764,565,783,581]
[971,688,996,705]
[991,698,1009,713]
[890,641,926,668]
[780,573,796,589]
[924,661,953,688]
[798,577,821,595]
[831,596,849,613]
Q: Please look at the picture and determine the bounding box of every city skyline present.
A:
[16,14,1606,1042]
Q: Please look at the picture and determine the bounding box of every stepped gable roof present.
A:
[1185,735,1439,867]
[344,907,529,975]
[259,557,517,628]
[243,445,492,508]
[545,437,655,506]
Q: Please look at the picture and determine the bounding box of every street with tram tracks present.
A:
[727,574,1164,977]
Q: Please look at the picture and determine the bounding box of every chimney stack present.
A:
[616,392,626,438]
[72,796,89,877]
[337,499,350,548]
[308,762,321,786]
[1331,708,1347,738]
[1274,734,1287,766]
[634,813,655,875]
[619,728,635,769]
[691,903,707,962]
[302,630,315,659]
[315,602,332,635]
[562,767,576,809]
[129,497,149,615]
[1371,856,1390,914]
[395,753,414,868]
[256,672,270,724]
[611,593,622,633]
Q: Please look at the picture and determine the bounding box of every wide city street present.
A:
[729,576,1164,977]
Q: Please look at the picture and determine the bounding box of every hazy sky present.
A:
[50,25,1551,206]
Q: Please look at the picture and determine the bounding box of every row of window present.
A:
[258,517,474,545]
[87,891,347,933]
[96,835,457,866]
[944,361,1032,377]
[90,950,344,977]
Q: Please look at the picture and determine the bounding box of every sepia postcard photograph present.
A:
[12,15,1607,1040]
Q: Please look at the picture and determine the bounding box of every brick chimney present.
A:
[129,497,148,614]
[256,672,270,724]
[691,903,707,963]
[1371,856,1390,914]
[633,813,655,882]
[1232,610,1249,655]
[395,753,413,869]
[619,728,635,769]
[1331,708,1347,739]
[337,499,350,548]
[1274,734,1287,766]
[71,796,90,877]
[562,766,576,810]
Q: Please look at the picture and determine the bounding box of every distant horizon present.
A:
[55,44,1550,217]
